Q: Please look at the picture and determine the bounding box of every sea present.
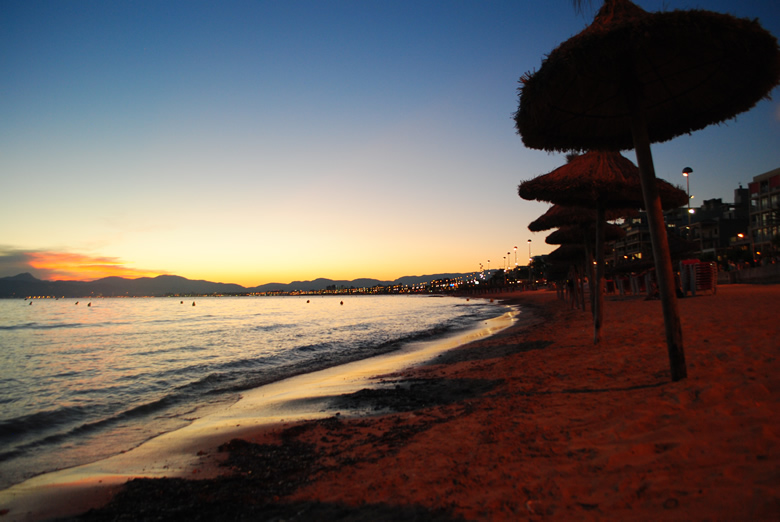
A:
[0,294,509,490]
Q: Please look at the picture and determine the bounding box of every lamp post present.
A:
[527,239,532,282]
[683,167,693,233]
[514,246,518,267]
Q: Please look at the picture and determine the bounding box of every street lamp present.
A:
[527,239,532,282]
[514,246,518,267]
[683,167,693,230]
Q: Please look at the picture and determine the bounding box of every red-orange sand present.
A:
[5,284,779,521]
[279,284,779,520]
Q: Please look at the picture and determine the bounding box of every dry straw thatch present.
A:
[529,204,637,233]
[515,0,780,152]
[514,0,780,381]
[518,150,687,209]
[545,224,625,245]
[519,150,686,346]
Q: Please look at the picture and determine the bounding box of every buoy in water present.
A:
[340,301,344,305]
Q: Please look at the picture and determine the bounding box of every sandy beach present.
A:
[1,284,778,521]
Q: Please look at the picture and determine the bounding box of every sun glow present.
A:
[27,252,167,281]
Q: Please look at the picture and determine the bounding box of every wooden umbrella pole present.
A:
[583,238,594,313]
[626,94,687,381]
[594,206,606,345]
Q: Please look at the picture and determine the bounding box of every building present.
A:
[748,167,780,260]
[686,187,749,258]
[611,213,654,264]
[609,186,750,269]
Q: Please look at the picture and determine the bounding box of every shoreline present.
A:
[4,285,779,520]
[0,297,519,521]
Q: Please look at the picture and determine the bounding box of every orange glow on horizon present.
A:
[27,252,168,281]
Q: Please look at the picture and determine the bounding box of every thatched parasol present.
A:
[529,204,637,232]
[515,1,780,152]
[547,244,588,310]
[530,204,633,313]
[515,0,780,381]
[518,151,688,210]
[545,224,625,245]
[548,245,584,263]
[519,150,685,344]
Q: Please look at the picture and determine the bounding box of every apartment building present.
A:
[748,167,780,259]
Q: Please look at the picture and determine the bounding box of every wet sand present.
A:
[2,284,779,520]
[0,304,518,521]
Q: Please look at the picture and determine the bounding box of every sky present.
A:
[2,0,779,287]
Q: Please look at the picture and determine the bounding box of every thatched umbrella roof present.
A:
[513,0,780,381]
[547,245,585,264]
[515,0,780,151]
[518,150,687,209]
[546,224,625,245]
[529,204,637,232]
[520,150,676,346]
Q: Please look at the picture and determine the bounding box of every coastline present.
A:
[0,298,518,521]
[3,285,779,520]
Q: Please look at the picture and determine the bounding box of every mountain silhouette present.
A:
[0,272,469,298]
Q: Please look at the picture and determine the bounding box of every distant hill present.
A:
[248,277,391,293]
[0,273,244,298]
[247,274,470,293]
[0,272,471,298]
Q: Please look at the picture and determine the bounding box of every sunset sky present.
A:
[2,0,779,287]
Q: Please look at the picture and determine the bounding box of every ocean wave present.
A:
[0,322,86,331]
[0,295,512,489]
[130,343,210,358]
[0,394,183,461]
[250,323,297,332]
[0,404,91,445]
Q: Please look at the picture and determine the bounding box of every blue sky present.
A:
[2,0,779,286]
